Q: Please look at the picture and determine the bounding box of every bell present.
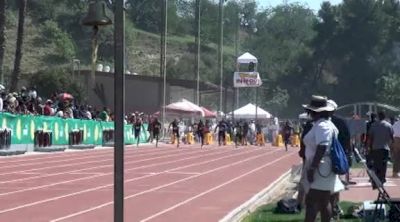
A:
[82,0,112,27]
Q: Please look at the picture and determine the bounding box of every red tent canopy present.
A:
[201,107,216,118]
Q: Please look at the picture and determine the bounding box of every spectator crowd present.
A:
[0,86,152,124]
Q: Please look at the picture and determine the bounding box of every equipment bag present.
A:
[275,198,300,214]
[331,135,350,175]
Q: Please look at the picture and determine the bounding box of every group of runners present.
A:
[130,115,269,148]
[165,118,262,148]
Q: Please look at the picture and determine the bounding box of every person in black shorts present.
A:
[169,119,180,147]
[283,121,293,151]
[243,121,249,146]
[151,118,162,147]
[134,117,145,147]
[235,121,243,147]
[215,119,228,146]
[197,120,205,147]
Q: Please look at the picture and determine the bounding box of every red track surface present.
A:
[0,143,299,222]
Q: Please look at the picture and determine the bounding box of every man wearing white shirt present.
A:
[391,118,400,178]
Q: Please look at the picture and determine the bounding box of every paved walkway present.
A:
[341,168,400,202]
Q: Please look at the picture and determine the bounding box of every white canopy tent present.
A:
[237,52,258,64]
[228,103,272,119]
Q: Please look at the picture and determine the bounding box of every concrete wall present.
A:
[78,71,167,114]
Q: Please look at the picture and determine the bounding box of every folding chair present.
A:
[354,148,400,221]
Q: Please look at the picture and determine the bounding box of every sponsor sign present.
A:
[233,72,262,88]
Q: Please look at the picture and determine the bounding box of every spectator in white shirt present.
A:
[391,118,400,178]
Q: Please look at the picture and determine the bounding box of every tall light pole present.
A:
[114,0,125,221]
[195,0,201,105]
[235,13,243,109]
[218,0,224,114]
[161,0,168,135]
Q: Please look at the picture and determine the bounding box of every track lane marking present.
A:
[140,152,295,222]
[0,148,239,197]
[0,149,206,183]
[49,149,280,222]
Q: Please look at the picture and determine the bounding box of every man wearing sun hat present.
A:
[301,95,345,222]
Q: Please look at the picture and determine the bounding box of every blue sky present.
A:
[258,0,343,11]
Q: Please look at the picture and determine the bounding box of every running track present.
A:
[0,143,300,222]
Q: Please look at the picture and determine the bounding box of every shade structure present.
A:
[229,103,272,119]
[164,99,204,117]
[58,93,73,101]
[201,107,217,118]
[237,52,258,64]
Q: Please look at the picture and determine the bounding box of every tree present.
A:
[376,72,400,106]
[10,0,26,92]
[246,3,316,116]
[0,0,5,84]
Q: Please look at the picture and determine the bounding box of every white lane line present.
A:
[0,149,113,164]
[0,149,203,184]
[66,173,107,176]
[0,149,237,196]
[14,172,41,175]
[49,149,279,222]
[0,148,182,176]
[0,147,175,170]
[0,153,116,170]
[140,152,295,222]
[164,171,201,175]
[0,144,171,164]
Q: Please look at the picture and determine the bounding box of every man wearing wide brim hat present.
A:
[301,95,345,222]
[302,95,335,113]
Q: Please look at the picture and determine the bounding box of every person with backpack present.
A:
[302,96,345,222]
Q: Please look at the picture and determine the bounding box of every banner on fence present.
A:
[0,113,148,145]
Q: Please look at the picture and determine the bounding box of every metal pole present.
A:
[255,87,258,121]
[161,0,168,137]
[195,0,201,105]
[90,26,99,95]
[235,12,240,110]
[218,0,224,114]
[71,59,74,81]
[114,0,125,221]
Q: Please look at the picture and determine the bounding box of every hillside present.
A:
[2,8,236,85]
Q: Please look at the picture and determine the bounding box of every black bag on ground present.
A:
[275,198,300,214]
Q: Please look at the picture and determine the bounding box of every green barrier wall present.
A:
[0,113,149,146]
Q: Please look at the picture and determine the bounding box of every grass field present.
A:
[242,201,362,222]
